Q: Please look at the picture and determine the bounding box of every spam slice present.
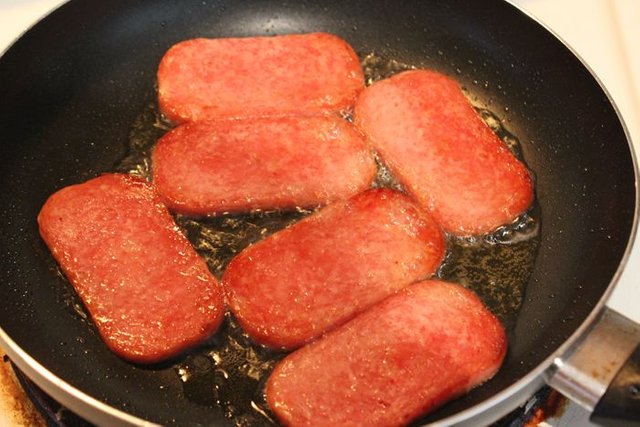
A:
[37,173,225,364]
[152,116,376,216]
[354,69,534,235]
[266,280,507,426]
[222,188,445,350]
[158,33,364,123]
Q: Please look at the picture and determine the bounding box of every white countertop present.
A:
[0,1,638,426]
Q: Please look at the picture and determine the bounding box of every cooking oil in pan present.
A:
[173,314,283,425]
[361,52,416,85]
[109,53,541,425]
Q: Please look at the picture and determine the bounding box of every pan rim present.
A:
[0,328,154,427]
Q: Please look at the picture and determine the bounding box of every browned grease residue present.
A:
[0,351,46,427]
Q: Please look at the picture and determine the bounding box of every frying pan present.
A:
[0,0,638,425]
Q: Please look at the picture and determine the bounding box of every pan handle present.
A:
[591,342,640,426]
[546,307,640,426]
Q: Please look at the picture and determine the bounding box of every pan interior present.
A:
[0,0,635,425]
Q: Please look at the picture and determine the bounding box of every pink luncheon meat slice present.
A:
[354,69,534,235]
[37,173,225,363]
[152,116,376,216]
[266,279,507,426]
[222,188,445,350]
[157,32,365,123]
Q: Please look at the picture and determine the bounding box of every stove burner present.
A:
[491,387,567,427]
[11,363,91,427]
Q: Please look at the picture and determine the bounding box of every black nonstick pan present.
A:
[0,0,638,425]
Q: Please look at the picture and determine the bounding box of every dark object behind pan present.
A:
[0,0,635,425]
